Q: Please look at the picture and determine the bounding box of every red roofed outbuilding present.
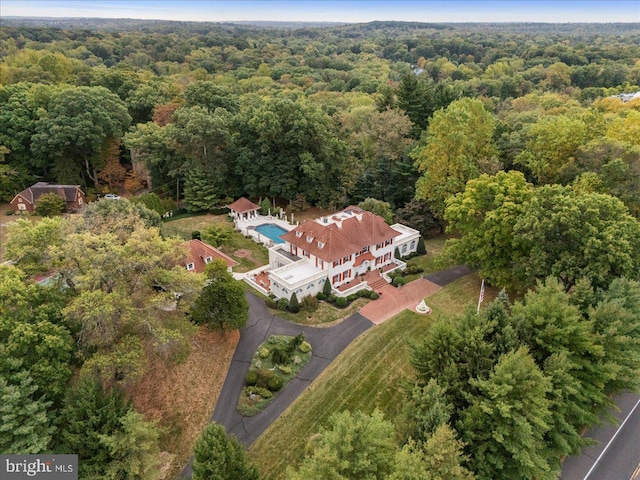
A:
[227,197,260,221]
[183,239,238,273]
[11,182,86,213]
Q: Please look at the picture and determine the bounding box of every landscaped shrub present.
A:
[298,341,312,353]
[245,370,258,386]
[336,297,347,308]
[405,264,424,275]
[191,230,201,240]
[266,297,277,308]
[394,247,401,259]
[347,293,358,302]
[289,333,306,351]
[323,278,332,296]
[6,210,14,215]
[316,292,327,301]
[277,298,289,311]
[259,347,270,359]
[289,293,300,313]
[292,355,302,365]
[327,294,337,303]
[356,289,370,298]
[392,276,406,287]
[277,365,292,375]
[417,236,426,255]
[370,292,379,300]
[301,295,319,312]
[271,348,291,366]
[256,368,276,389]
[246,386,273,399]
[266,376,283,392]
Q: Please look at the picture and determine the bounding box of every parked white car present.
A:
[103,194,121,200]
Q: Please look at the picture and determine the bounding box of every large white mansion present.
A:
[250,205,420,300]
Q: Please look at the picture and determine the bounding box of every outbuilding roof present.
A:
[227,197,260,213]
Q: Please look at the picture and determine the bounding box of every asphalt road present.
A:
[561,391,640,480]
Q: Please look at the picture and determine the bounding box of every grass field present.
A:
[248,273,488,479]
[161,214,269,271]
[272,297,370,326]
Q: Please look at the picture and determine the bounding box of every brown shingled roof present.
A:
[16,182,83,204]
[227,197,260,213]
[280,211,401,263]
[183,239,238,273]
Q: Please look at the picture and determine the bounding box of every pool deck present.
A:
[234,214,295,248]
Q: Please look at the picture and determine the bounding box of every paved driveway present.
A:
[181,265,472,477]
[359,278,441,324]
[181,293,373,477]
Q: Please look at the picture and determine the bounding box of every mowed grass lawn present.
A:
[161,214,269,271]
[249,273,486,479]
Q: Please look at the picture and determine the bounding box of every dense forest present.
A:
[1,17,639,480]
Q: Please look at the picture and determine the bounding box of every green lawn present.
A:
[273,297,369,326]
[161,214,269,271]
[403,235,456,281]
[248,274,485,479]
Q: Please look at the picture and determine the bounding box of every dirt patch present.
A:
[127,327,239,480]
[233,249,252,258]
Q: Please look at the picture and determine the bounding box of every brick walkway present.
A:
[358,277,442,324]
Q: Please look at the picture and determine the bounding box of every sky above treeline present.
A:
[2,1,639,23]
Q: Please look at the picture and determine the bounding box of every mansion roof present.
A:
[280,208,401,263]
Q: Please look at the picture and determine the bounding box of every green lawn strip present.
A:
[248,276,484,479]
[272,297,369,326]
[239,335,312,416]
[161,214,269,271]
[427,272,500,316]
[248,310,431,479]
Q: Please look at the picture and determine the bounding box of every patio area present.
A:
[234,213,295,247]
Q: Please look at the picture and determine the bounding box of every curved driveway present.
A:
[211,293,373,446]
[181,265,471,477]
[181,293,373,477]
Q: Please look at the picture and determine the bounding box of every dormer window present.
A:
[186,263,195,271]
[296,231,303,238]
[306,236,313,243]
[205,256,212,264]
[318,241,325,249]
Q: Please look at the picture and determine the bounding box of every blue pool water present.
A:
[255,223,288,244]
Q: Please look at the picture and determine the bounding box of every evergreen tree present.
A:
[390,426,475,480]
[401,379,453,444]
[98,411,161,480]
[289,292,300,314]
[192,423,259,480]
[57,378,132,478]
[183,168,219,212]
[417,236,426,255]
[0,370,53,454]
[287,410,396,480]
[323,278,332,296]
[459,347,553,480]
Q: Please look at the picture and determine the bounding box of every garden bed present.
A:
[237,334,312,416]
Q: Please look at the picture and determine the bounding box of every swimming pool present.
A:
[255,223,288,244]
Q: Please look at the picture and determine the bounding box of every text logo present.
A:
[1,455,77,479]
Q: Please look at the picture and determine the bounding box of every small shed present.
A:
[227,197,260,221]
[11,182,86,213]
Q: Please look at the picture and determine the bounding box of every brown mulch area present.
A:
[127,328,239,479]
